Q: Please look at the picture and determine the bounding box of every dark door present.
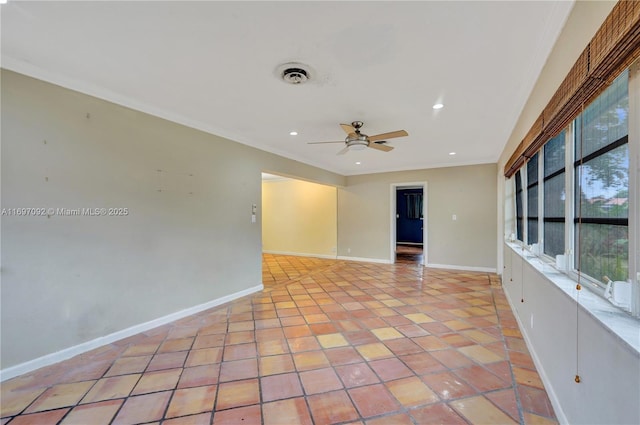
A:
[396,188,423,244]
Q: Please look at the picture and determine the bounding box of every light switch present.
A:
[452,214,457,221]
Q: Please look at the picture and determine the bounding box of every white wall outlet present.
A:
[452,214,457,221]
[347,248,351,254]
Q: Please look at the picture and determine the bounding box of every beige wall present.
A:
[338,164,497,270]
[262,178,337,257]
[0,70,343,369]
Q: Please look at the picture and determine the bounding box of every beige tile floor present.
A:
[1,254,557,424]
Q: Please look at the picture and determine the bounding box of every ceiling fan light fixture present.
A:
[347,134,368,150]
[349,143,367,151]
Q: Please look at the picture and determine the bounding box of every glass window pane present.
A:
[544,131,565,177]
[544,173,565,218]
[527,153,539,185]
[575,223,628,282]
[576,70,628,160]
[576,144,629,220]
[544,221,564,257]
[528,218,538,244]
[517,219,523,242]
[527,185,538,218]
[515,170,524,241]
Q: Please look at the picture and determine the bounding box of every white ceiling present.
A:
[1,1,574,176]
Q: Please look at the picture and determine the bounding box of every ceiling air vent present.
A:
[276,62,312,85]
[282,67,308,84]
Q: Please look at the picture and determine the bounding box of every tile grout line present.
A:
[489,281,527,425]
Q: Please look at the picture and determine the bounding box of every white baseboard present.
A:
[0,284,264,382]
[426,263,497,273]
[503,290,568,425]
[337,255,394,264]
[263,250,337,260]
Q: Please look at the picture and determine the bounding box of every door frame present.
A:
[390,182,428,264]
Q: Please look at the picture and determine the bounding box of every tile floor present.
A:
[1,255,558,424]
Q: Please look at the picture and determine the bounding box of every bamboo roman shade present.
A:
[504,0,640,178]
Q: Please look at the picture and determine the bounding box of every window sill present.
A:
[506,241,640,355]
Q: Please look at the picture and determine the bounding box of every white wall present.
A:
[262,178,337,257]
[0,70,344,369]
[503,244,640,425]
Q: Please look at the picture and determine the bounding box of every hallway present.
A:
[1,255,557,424]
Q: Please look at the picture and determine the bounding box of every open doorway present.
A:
[391,183,427,265]
[261,173,337,259]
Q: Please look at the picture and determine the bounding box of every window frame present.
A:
[571,71,630,289]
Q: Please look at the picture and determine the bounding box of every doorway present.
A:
[391,183,427,265]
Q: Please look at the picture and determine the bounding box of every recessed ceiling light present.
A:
[289,131,298,136]
[449,152,456,155]
[433,103,444,110]
[355,161,362,165]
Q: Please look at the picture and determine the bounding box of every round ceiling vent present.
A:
[282,67,308,84]
[276,62,313,85]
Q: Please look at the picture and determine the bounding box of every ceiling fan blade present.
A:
[307,141,346,144]
[337,146,349,155]
[368,142,394,152]
[368,130,408,142]
[340,123,356,134]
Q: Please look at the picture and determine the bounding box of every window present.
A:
[510,67,634,299]
[405,193,423,219]
[515,170,524,242]
[507,48,638,322]
[574,71,629,283]
[527,153,539,244]
[543,131,565,257]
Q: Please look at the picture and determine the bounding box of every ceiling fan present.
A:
[308,121,408,155]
